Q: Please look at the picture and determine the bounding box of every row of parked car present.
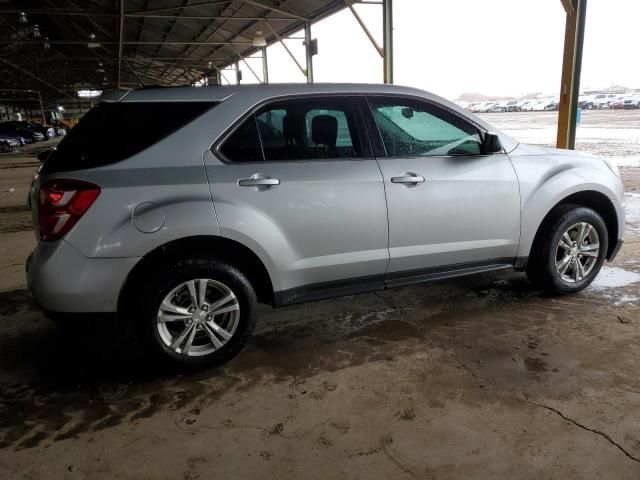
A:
[463,99,560,113]
[585,94,640,110]
[0,121,66,153]
[459,93,640,113]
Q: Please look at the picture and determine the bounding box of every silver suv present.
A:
[27,84,625,367]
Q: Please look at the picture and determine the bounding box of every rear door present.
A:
[363,95,521,283]
[205,96,389,303]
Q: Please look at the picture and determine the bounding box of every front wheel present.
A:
[526,205,608,294]
[134,257,258,368]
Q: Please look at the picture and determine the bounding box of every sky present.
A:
[227,0,640,101]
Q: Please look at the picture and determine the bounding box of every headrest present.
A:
[282,113,304,145]
[311,115,338,147]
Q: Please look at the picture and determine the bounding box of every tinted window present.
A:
[255,97,362,161]
[42,102,214,173]
[368,98,483,157]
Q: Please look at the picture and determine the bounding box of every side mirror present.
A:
[37,147,56,163]
[483,132,502,154]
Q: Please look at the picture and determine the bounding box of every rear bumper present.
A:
[27,240,139,313]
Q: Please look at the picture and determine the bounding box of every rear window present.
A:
[42,101,215,172]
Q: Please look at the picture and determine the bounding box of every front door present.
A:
[365,96,521,282]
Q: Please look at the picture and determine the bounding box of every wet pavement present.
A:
[0,112,639,479]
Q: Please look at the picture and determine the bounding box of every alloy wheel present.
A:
[156,279,240,356]
[554,222,600,283]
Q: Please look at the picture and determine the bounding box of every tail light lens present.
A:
[38,179,100,241]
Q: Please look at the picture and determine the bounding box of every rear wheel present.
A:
[526,205,608,294]
[134,257,257,368]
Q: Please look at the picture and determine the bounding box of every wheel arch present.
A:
[119,235,275,313]
[527,190,619,261]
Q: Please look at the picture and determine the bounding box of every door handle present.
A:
[391,172,425,186]
[238,173,280,189]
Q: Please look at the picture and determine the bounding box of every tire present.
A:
[133,257,258,368]
[526,205,608,295]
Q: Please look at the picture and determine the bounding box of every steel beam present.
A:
[126,14,295,21]
[125,60,145,86]
[304,22,314,83]
[262,46,269,83]
[127,1,232,15]
[6,41,253,45]
[383,0,393,84]
[265,21,307,77]
[242,0,308,21]
[556,0,587,149]
[0,11,295,21]
[37,91,46,124]
[346,2,383,57]
[117,0,125,88]
[0,59,74,98]
[230,45,263,83]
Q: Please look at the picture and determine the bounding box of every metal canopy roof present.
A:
[0,0,346,101]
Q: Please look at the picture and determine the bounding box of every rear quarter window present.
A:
[42,101,215,172]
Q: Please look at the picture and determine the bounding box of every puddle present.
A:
[615,157,640,167]
[625,192,640,224]
[590,266,640,290]
[614,294,639,306]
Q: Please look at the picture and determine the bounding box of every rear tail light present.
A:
[37,179,100,241]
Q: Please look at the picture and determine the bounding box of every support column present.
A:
[383,0,393,84]
[262,46,269,83]
[208,68,220,86]
[304,22,314,83]
[235,61,241,85]
[36,90,46,124]
[557,0,587,149]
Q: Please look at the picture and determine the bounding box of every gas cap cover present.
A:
[132,202,165,233]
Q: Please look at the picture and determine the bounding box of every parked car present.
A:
[54,126,67,136]
[27,84,625,368]
[5,121,53,139]
[604,94,620,109]
[0,126,32,145]
[33,122,57,139]
[468,102,486,113]
[592,94,611,109]
[478,102,497,113]
[578,95,595,110]
[623,96,640,109]
[610,98,625,109]
[0,123,44,142]
[532,99,550,111]
[0,135,20,152]
[520,101,537,112]
[505,100,520,112]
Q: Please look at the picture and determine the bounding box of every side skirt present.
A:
[273,258,515,307]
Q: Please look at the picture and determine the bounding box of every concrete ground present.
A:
[0,111,639,479]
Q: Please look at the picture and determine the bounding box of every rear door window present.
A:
[256,98,363,161]
[218,97,364,162]
[42,101,215,172]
